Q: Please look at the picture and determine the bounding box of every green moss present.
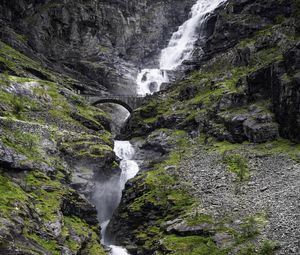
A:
[15,33,28,43]
[258,240,278,255]
[251,47,283,66]
[0,40,83,92]
[78,143,113,157]
[162,235,228,255]
[62,216,105,254]
[255,139,300,162]
[0,88,41,119]
[25,171,65,222]
[293,0,300,18]
[0,172,28,216]
[186,213,214,226]
[238,38,256,48]
[1,129,43,161]
[0,41,48,79]
[129,166,194,214]
[60,134,113,159]
[223,154,250,182]
[25,233,61,255]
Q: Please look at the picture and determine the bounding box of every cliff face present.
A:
[1,0,195,94]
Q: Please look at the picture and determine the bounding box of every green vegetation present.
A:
[124,21,298,254]
[25,171,64,221]
[293,0,300,18]
[0,39,110,255]
[223,154,250,182]
[209,137,300,163]
[186,213,214,226]
[0,168,106,254]
[162,235,228,255]
[0,40,78,87]
[62,216,104,254]
[240,213,267,241]
[2,129,43,160]
[258,240,279,255]
[0,172,28,216]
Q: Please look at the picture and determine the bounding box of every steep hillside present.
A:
[0,41,114,253]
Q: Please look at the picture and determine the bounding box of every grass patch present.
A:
[0,172,28,216]
[186,213,214,226]
[223,154,250,182]
[162,235,228,255]
[25,171,65,222]
[1,129,43,161]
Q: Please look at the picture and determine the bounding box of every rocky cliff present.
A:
[1,0,195,94]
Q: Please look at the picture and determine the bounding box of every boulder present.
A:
[243,115,279,143]
[166,223,215,236]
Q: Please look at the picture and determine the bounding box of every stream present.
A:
[96,0,227,254]
[103,140,139,255]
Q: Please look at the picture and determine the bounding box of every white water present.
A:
[136,0,227,96]
[100,140,139,255]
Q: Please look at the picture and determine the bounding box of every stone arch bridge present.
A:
[84,94,146,113]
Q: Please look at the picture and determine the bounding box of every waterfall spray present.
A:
[136,0,227,96]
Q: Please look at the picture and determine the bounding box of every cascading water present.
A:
[95,1,227,254]
[136,0,227,96]
[96,140,139,255]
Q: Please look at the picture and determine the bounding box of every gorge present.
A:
[0,0,300,255]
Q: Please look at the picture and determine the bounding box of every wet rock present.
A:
[0,218,14,242]
[45,219,62,238]
[149,82,158,93]
[0,142,54,172]
[126,245,138,254]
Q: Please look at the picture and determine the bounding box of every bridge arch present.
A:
[91,98,133,113]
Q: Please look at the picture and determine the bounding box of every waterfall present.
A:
[97,140,139,255]
[136,0,227,96]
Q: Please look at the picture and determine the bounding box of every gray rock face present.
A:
[190,0,294,66]
[243,116,279,143]
[0,0,195,93]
